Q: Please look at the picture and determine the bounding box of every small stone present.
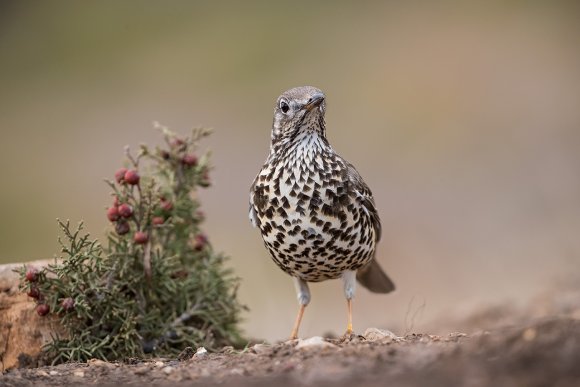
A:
[363,328,397,342]
[295,336,337,350]
[36,370,49,377]
[88,359,118,370]
[522,328,537,341]
[88,359,111,368]
[162,366,173,375]
[49,370,58,376]
[446,332,467,342]
[194,347,208,358]
[154,361,165,367]
[73,370,85,377]
[178,347,195,361]
[200,368,211,378]
[251,343,272,355]
[134,366,149,375]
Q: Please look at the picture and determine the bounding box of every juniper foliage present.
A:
[17,126,245,364]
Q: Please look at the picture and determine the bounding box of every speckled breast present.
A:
[252,136,377,282]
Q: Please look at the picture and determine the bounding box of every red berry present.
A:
[124,169,140,185]
[115,221,130,235]
[25,267,39,282]
[199,170,211,187]
[36,304,50,316]
[152,216,165,225]
[160,200,173,212]
[115,168,128,184]
[193,234,208,251]
[107,206,120,222]
[170,138,185,149]
[27,286,41,299]
[160,150,170,160]
[133,231,149,244]
[182,154,198,167]
[61,297,75,312]
[118,203,133,218]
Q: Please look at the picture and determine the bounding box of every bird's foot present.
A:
[340,330,357,342]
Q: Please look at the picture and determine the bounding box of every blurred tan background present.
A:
[1,1,579,341]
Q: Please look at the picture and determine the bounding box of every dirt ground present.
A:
[3,287,580,387]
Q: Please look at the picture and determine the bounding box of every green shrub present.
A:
[17,125,245,364]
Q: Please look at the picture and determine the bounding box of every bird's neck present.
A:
[269,127,329,161]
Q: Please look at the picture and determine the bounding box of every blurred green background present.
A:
[1,1,579,341]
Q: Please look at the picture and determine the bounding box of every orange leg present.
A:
[291,277,311,339]
[346,298,353,335]
[290,304,306,340]
[343,270,356,336]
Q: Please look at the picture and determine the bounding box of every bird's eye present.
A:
[279,100,290,114]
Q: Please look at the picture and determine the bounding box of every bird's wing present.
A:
[248,175,260,228]
[345,161,382,242]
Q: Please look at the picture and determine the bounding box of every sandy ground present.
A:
[3,286,580,387]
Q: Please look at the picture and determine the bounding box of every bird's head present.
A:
[270,86,326,145]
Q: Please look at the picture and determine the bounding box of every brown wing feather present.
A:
[345,162,395,293]
[345,162,382,242]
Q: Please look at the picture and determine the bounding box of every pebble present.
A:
[363,328,398,342]
[230,368,244,376]
[162,366,174,375]
[251,343,272,355]
[295,336,337,350]
[154,361,165,367]
[49,370,58,376]
[88,358,116,368]
[177,347,195,361]
[194,347,208,358]
[133,366,149,375]
[523,328,537,341]
[73,370,85,378]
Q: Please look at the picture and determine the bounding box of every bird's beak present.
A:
[303,92,325,112]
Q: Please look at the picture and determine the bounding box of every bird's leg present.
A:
[346,298,353,334]
[290,277,311,340]
[342,270,357,336]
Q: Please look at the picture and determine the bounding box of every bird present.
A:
[249,86,395,339]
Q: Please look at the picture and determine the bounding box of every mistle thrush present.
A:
[249,86,395,339]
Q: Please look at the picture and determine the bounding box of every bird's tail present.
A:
[356,259,395,293]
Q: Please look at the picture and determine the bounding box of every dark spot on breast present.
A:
[265,207,274,219]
